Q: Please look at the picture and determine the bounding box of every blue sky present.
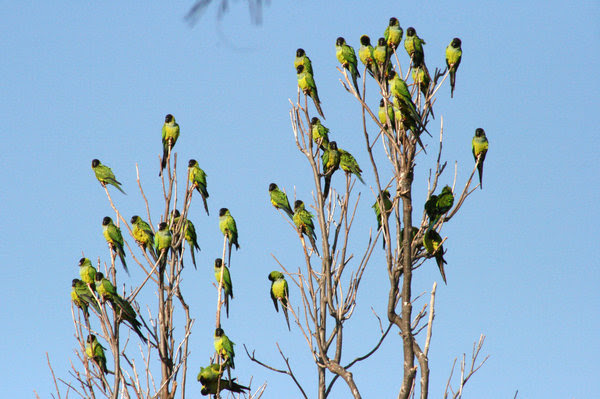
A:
[1,1,599,398]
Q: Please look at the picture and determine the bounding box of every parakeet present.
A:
[214,327,235,369]
[293,200,319,254]
[335,37,361,94]
[78,257,97,285]
[269,183,293,219]
[445,38,462,98]
[154,222,172,267]
[373,37,390,81]
[160,114,180,176]
[472,128,489,189]
[310,117,330,150]
[172,209,200,269]
[200,379,249,396]
[297,64,325,119]
[131,215,156,259]
[339,148,365,184]
[188,159,209,215]
[294,48,313,76]
[268,271,290,330]
[412,65,431,97]
[197,363,222,385]
[102,216,128,275]
[391,96,427,153]
[423,229,447,284]
[91,159,125,194]
[322,141,341,198]
[378,98,396,131]
[214,258,233,318]
[384,17,403,49]
[219,208,239,266]
[404,27,426,67]
[358,35,377,80]
[424,186,454,228]
[72,279,100,316]
[86,334,108,375]
[95,272,147,342]
[373,190,393,231]
[388,71,419,121]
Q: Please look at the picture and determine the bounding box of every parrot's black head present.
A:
[294,200,303,211]
[311,117,320,125]
[407,27,416,36]
[296,64,304,74]
[379,99,385,106]
[172,209,180,218]
[383,190,391,198]
[72,279,80,287]
[158,222,168,230]
[130,215,139,224]
[329,141,338,150]
[87,334,96,343]
[78,257,87,266]
[95,272,104,281]
[200,387,209,395]
[188,159,196,167]
[102,216,112,226]
[215,327,224,337]
[387,70,396,80]
[378,37,386,46]
[219,208,228,217]
[452,38,462,48]
[475,128,485,137]
[215,258,222,267]
[296,48,305,57]
[389,17,398,26]
[165,114,174,123]
[360,35,371,45]
[91,159,100,168]
[336,37,345,46]
[268,183,277,192]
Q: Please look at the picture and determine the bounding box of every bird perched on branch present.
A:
[445,38,462,98]
[91,159,125,194]
[154,222,172,269]
[86,335,108,376]
[188,159,209,215]
[72,279,100,317]
[160,114,179,176]
[373,190,394,248]
[214,258,233,318]
[219,208,239,266]
[268,183,293,219]
[335,37,361,94]
[172,209,200,269]
[214,327,235,369]
[131,215,156,259]
[294,48,313,76]
[424,186,454,228]
[78,257,97,285]
[310,117,330,150]
[102,216,128,275]
[384,17,403,49]
[404,27,426,66]
[423,229,447,284]
[296,64,325,119]
[269,271,290,330]
[322,141,341,198]
[359,35,377,80]
[472,128,489,189]
[339,148,365,184]
[293,200,319,254]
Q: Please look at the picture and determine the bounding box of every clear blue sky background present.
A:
[2,1,599,398]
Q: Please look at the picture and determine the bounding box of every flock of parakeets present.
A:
[289,17,489,286]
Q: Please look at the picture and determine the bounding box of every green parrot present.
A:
[188,159,209,215]
[200,379,249,396]
[373,37,391,81]
[172,209,200,269]
[78,257,97,285]
[404,27,426,67]
[378,98,396,132]
[412,65,431,97]
[322,141,341,198]
[95,272,147,342]
[102,216,128,275]
[131,215,156,259]
[86,334,108,375]
[373,190,393,231]
[91,159,125,194]
[214,258,233,318]
[391,98,427,153]
[335,37,361,94]
[424,185,454,228]
[197,363,222,385]
[293,200,319,254]
[472,128,489,189]
[269,183,294,219]
[160,114,180,176]
[358,35,378,80]
[310,116,330,150]
[423,229,447,284]
[339,148,365,184]
[219,208,239,265]
[214,327,235,369]
[154,222,172,267]
[296,64,325,119]
[384,17,403,49]
[294,48,313,76]
[72,279,100,316]
[387,71,420,122]
[445,38,462,98]
[268,271,290,331]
